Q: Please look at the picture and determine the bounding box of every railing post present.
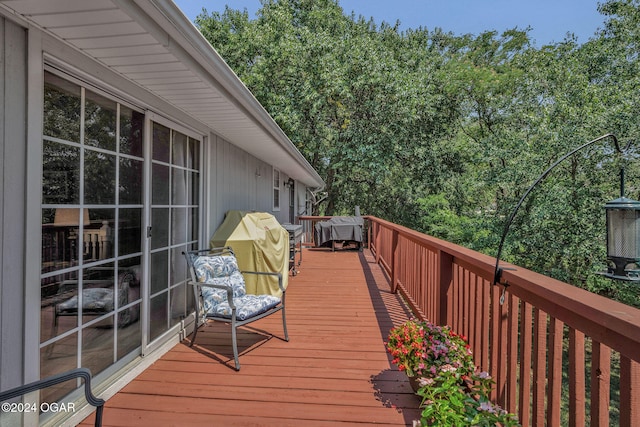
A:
[374,221,381,263]
[438,250,453,326]
[390,230,399,293]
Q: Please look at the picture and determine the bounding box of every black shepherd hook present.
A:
[492,133,629,298]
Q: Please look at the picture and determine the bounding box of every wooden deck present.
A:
[81,249,421,426]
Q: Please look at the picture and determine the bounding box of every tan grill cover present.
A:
[210,211,289,296]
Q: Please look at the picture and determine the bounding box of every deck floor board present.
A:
[81,249,420,426]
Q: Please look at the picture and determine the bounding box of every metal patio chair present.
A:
[184,246,289,370]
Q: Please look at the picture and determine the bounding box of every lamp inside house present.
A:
[604,194,640,281]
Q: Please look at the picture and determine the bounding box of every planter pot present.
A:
[408,375,422,393]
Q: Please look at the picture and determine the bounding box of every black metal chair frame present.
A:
[0,368,104,427]
[184,246,289,370]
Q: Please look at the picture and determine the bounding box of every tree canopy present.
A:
[195,0,640,307]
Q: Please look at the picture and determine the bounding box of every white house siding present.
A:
[0,16,27,394]
[208,133,298,230]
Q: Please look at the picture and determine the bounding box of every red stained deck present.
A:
[81,249,421,426]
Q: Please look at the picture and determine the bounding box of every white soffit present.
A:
[0,0,324,188]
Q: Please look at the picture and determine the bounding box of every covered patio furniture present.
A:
[314,216,364,250]
[184,246,289,370]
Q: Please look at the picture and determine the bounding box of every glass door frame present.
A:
[142,112,204,356]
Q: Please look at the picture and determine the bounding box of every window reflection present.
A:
[172,131,187,167]
[152,163,170,205]
[85,90,116,151]
[119,208,142,256]
[152,122,170,163]
[41,270,79,342]
[42,141,80,205]
[151,208,169,250]
[41,71,148,406]
[188,137,200,170]
[41,208,88,273]
[171,208,187,245]
[120,106,144,157]
[149,293,168,342]
[82,316,115,376]
[85,150,116,205]
[40,333,78,404]
[119,158,143,205]
[170,284,187,328]
[44,72,80,142]
[150,250,168,295]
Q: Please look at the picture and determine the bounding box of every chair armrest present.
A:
[188,280,235,309]
[241,271,284,292]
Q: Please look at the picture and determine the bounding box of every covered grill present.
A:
[210,211,289,296]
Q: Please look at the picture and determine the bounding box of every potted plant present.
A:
[386,319,520,426]
[386,319,475,386]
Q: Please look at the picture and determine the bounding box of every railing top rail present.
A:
[298,215,640,362]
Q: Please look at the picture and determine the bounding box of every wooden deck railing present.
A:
[299,215,640,427]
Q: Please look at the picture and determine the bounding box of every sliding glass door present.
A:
[39,70,202,404]
[148,120,200,344]
[40,70,144,403]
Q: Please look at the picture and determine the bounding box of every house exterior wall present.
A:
[207,133,307,232]
[0,16,27,394]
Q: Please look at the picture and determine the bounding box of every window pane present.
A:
[171,208,187,245]
[119,208,142,256]
[149,293,168,342]
[120,106,144,157]
[40,332,78,404]
[153,122,170,163]
[150,250,168,295]
[171,168,187,205]
[85,90,116,151]
[152,163,170,205]
[85,150,116,204]
[41,270,79,341]
[44,71,80,142]
[119,158,143,205]
[82,316,114,376]
[172,131,187,167]
[189,207,199,242]
[170,246,187,287]
[188,137,200,170]
[188,171,199,205]
[42,208,84,273]
[85,209,115,262]
[170,284,187,327]
[117,302,141,360]
[151,208,169,250]
[43,140,80,205]
[81,263,115,324]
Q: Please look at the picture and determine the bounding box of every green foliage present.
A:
[195,0,640,307]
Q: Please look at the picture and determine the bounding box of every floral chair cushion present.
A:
[191,254,247,315]
[210,294,281,321]
[191,253,281,321]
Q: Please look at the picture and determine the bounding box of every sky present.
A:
[173,0,606,47]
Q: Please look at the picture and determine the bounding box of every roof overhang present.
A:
[0,0,324,188]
